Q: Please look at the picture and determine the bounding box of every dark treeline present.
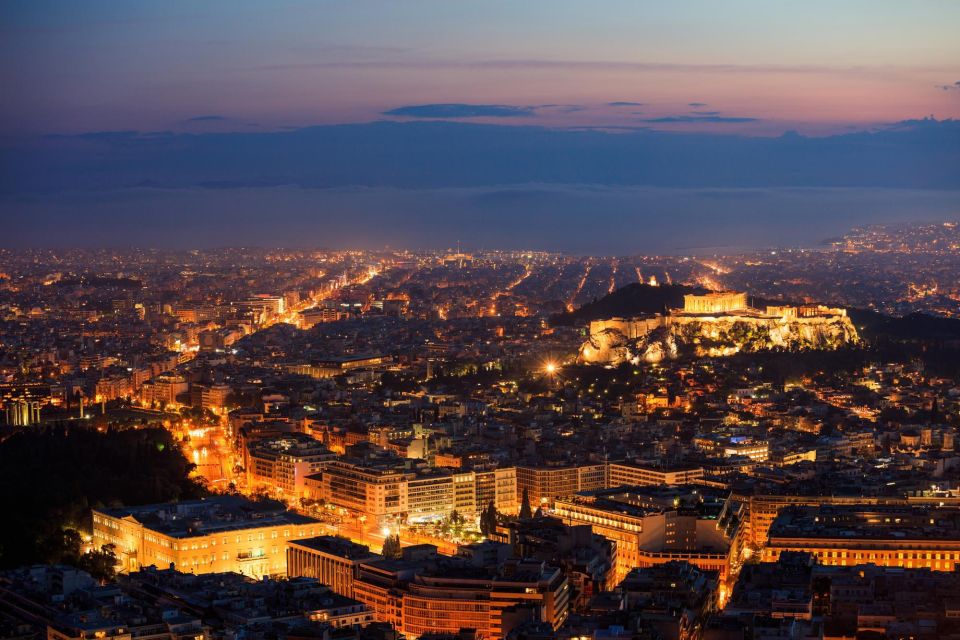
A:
[0,425,206,568]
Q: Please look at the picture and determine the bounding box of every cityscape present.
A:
[3,221,960,639]
[2,3,960,640]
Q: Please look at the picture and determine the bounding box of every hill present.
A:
[549,283,790,326]
[550,283,706,326]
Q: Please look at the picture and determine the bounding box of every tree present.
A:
[519,488,533,519]
[78,544,118,583]
[0,426,206,568]
[479,502,498,537]
[381,533,402,559]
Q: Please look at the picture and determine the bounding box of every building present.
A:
[553,487,731,583]
[95,376,132,402]
[498,517,616,610]
[91,496,322,578]
[617,561,718,640]
[694,434,769,462]
[199,383,232,412]
[306,459,414,525]
[3,397,41,426]
[580,293,857,365]
[122,566,374,631]
[353,555,570,640]
[739,493,960,549]
[762,505,960,571]
[0,565,206,640]
[307,459,517,526]
[287,536,381,598]
[682,292,748,315]
[291,355,388,379]
[607,462,704,488]
[516,464,607,507]
[245,433,336,500]
[299,307,348,328]
[139,373,188,408]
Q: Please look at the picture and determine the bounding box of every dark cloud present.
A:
[688,102,709,107]
[935,81,960,91]
[383,103,535,118]
[537,104,585,114]
[690,110,721,116]
[643,115,758,123]
[185,115,227,122]
[608,101,645,107]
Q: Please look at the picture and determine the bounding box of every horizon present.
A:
[2,1,959,249]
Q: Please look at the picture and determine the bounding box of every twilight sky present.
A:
[1,1,959,251]
[3,0,959,135]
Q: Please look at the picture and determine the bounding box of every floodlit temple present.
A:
[682,291,748,314]
[580,291,858,364]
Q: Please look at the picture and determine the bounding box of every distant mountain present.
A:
[8,119,959,193]
[550,283,707,326]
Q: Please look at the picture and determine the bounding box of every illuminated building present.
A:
[245,434,336,500]
[553,488,731,583]
[286,536,381,598]
[607,462,704,488]
[741,494,960,549]
[306,459,412,524]
[353,556,570,640]
[762,505,960,571]
[693,434,769,462]
[289,355,388,379]
[299,307,347,328]
[139,373,188,408]
[3,397,41,426]
[198,383,231,411]
[306,459,517,525]
[580,292,858,365]
[475,467,519,515]
[91,496,322,578]
[94,376,131,402]
[682,291,748,315]
[516,464,607,507]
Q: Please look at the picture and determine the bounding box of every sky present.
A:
[1,1,959,250]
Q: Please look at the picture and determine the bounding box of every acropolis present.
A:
[580,291,859,364]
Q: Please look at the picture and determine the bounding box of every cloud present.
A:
[935,81,960,91]
[690,110,721,116]
[537,104,585,114]
[185,115,227,122]
[642,115,758,123]
[688,102,709,107]
[383,103,535,118]
[608,101,645,107]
